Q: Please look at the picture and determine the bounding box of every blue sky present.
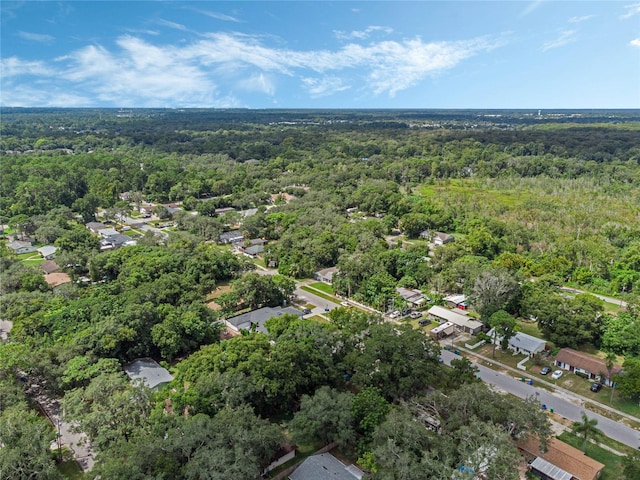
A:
[1,1,639,108]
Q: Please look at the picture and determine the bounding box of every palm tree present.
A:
[572,411,603,452]
[604,351,617,405]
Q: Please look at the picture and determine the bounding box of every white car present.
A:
[551,370,563,380]
[340,301,350,307]
[389,310,401,319]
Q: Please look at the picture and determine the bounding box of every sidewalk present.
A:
[454,343,639,426]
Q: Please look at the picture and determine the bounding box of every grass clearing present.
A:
[57,460,85,479]
[308,282,334,295]
[300,285,338,304]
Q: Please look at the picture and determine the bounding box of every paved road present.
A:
[441,349,640,449]
[559,287,627,308]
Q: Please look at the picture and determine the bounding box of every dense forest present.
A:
[1,109,639,479]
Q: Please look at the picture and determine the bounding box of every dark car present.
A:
[302,308,311,314]
[540,366,552,375]
[590,383,602,392]
[418,319,431,326]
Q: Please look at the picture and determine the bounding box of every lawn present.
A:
[515,319,545,339]
[308,282,334,295]
[557,432,623,480]
[300,285,338,304]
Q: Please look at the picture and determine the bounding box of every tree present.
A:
[449,357,480,385]
[488,310,517,359]
[603,350,617,405]
[470,269,518,321]
[0,404,62,480]
[289,386,356,451]
[571,411,603,452]
[352,386,390,439]
[622,451,640,480]
[615,357,640,404]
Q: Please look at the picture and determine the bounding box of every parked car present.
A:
[551,370,563,380]
[410,311,423,319]
[590,383,602,392]
[389,310,400,319]
[302,308,311,314]
[340,301,349,307]
[418,319,430,326]
[540,366,552,375]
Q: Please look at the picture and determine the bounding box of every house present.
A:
[219,230,244,244]
[7,240,37,255]
[290,453,363,480]
[98,227,119,238]
[238,208,258,218]
[434,232,454,246]
[243,245,264,258]
[124,358,174,390]
[248,238,268,246]
[517,436,605,480]
[554,348,622,386]
[44,272,72,288]
[101,234,137,249]
[85,221,107,233]
[486,330,546,357]
[444,294,468,310]
[395,287,427,307]
[427,305,484,335]
[37,245,57,260]
[430,321,456,339]
[419,230,431,239]
[224,306,304,335]
[314,267,338,284]
[40,260,60,275]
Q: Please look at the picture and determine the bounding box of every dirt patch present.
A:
[206,284,233,300]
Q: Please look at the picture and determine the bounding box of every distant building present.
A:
[124,358,174,390]
[486,329,546,357]
[37,245,57,260]
[224,306,303,335]
[554,348,622,386]
[314,267,338,284]
[395,287,427,307]
[444,294,468,310]
[427,305,483,335]
[289,453,363,480]
[219,230,244,244]
[8,240,37,255]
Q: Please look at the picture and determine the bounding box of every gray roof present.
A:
[124,358,174,389]
[239,208,258,218]
[244,245,264,256]
[103,233,134,246]
[427,306,483,331]
[509,331,546,353]
[290,453,361,480]
[220,230,244,241]
[530,457,572,480]
[8,240,34,250]
[226,306,303,334]
[37,245,57,257]
[86,221,106,231]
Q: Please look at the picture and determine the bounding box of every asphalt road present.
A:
[441,349,640,449]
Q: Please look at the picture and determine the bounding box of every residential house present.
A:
[40,260,60,275]
[101,234,136,250]
[395,287,427,307]
[290,453,363,480]
[427,305,484,335]
[419,229,431,239]
[517,436,604,480]
[219,230,244,244]
[224,306,304,335]
[554,348,622,386]
[314,267,339,284]
[430,321,456,339]
[37,245,57,260]
[434,232,455,246]
[444,294,469,310]
[243,245,264,258]
[124,358,174,390]
[7,240,37,255]
[98,227,119,238]
[85,221,107,233]
[486,330,546,357]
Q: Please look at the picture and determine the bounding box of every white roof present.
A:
[124,358,174,389]
[444,294,467,304]
[530,457,572,480]
[431,322,455,334]
[428,306,483,331]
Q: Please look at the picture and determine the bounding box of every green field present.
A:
[308,282,334,294]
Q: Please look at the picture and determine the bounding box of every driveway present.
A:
[441,349,640,449]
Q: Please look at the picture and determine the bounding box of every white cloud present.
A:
[1,31,504,106]
[568,15,596,23]
[631,38,640,47]
[520,0,544,17]
[157,19,188,31]
[0,57,52,77]
[542,30,576,51]
[18,31,55,42]
[302,76,351,98]
[197,9,240,22]
[334,25,393,41]
[621,2,640,19]
[238,73,275,95]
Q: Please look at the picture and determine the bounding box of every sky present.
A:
[1,1,639,109]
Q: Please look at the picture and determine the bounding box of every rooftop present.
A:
[290,453,362,480]
[428,306,483,330]
[124,358,174,389]
[555,348,622,376]
[226,306,303,334]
